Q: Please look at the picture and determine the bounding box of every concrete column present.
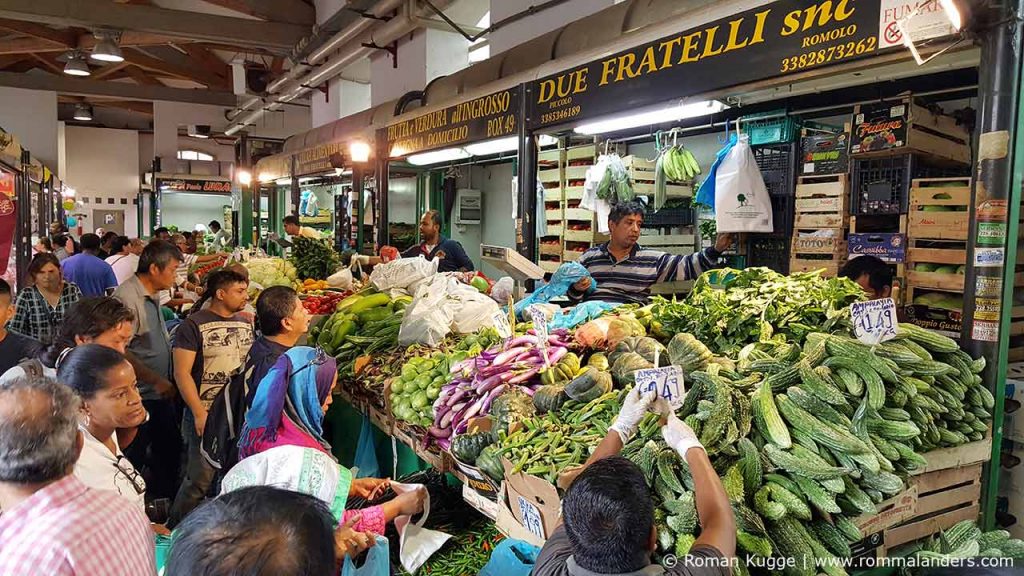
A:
[489,0,614,56]
[0,87,58,175]
[370,28,469,107]
[311,78,371,128]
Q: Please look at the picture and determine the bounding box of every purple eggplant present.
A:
[506,335,539,348]
[429,426,452,439]
[476,373,504,394]
[507,366,541,385]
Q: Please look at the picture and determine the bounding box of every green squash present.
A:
[588,352,610,371]
[491,389,535,432]
[533,383,569,414]
[611,352,653,387]
[668,333,713,374]
[610,336,666,366]
[451,430,496,463]
[475,445,505,482]
[565,367,614,403]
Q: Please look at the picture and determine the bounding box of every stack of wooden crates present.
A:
[789,128,850,277]
[622,154,697,259]
[537,143,608,273]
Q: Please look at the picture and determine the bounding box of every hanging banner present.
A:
[0,171,16,285]
[0,130,20,168]
[293,141,346,176]
[527,0,889,130]
[160,178,233,193]
[386,87,522,157]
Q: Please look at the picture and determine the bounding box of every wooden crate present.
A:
[789,230,846,276]
[564,185,585,201]
[794,174,849,228]
[908,178,971,241]
[566,146,595,163]
[906,239,967,292]
[539,260,561,274]
[564,208,594,221]
[538,149,560,164]
[539,241,562,256]
[543,187,563,202]
[639,233,695,256]
[545,208,564,222]
[538,167,561,184]
[565,165,589,180]
[545,223,564,237]
[850,99,971,164]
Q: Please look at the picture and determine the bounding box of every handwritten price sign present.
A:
[491,310,512,339]
[517,496,545,539]
[633,365,686,409]
[851,298,898,345]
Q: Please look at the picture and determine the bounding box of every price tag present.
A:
[633,365,686,409]
[492,310,512,340]
[850,298,898,345]
[517,496,546,539]
[528,306,550,367]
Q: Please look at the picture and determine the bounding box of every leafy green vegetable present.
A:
[289,236,341,280]
[651,267,865,355]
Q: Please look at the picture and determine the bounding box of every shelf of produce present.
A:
[905,239,967,292]
[538,167,561,184]
[907,178,971,241]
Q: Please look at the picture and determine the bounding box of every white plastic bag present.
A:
[326,268,353,290]
[449,283,500,334]
[491,277,515,304]
[371,256,438,292]
[391,482,451,574]
[398,275,453,347]
[714,134,773,233]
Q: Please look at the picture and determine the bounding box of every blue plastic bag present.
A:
[353,415,380,479]
[548,300,619,331]
[514,261,592,317]
[340,535,390,576]
[478,539,540,576]
[695,132,738,211]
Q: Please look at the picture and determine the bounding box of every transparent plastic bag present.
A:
[370,256,438,292]
[398,275,453,347]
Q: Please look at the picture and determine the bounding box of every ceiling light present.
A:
[90,34,124,63]
[407,147,471,166]
[898,0,966,65]
[63,53,90,77]
[72,104,93,121]
[349,141,371,163]
[465,137,517,156]
[187,125,211,139]
[274,178,292,186]
[236,169,252,186]
[574,100,729,135]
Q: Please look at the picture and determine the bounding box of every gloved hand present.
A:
[609,387,658,443]
[661,410,705,463]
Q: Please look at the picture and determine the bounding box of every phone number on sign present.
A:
[780,37,877,73]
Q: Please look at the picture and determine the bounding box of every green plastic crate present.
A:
[742,110,802,146]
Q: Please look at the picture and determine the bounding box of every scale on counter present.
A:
[481,244,544,298]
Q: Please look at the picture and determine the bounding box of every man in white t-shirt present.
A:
[106,237,144,285]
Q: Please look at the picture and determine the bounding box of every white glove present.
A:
[354,254,372,265]
[609,387,658,443]
[661,411,705,463]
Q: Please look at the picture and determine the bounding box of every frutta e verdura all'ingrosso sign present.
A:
[387,88,522,157]
[528,0,886,129]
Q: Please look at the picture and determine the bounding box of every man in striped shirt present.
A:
[569,202,733,305]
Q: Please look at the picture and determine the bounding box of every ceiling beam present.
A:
[176,43,230,82]
[125,47,227,88]
[0,32,202,55]
[124,64,164,86]
[0,18,77,48]
[0,54,28,69]
[29,52,63,74]
[91,61,129,80]
[0,0,307,51]
[197,0,314,26]
[0,70,237,105]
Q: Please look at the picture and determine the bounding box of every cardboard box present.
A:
[903,304,962,339]
[851,100,970,164]
[501,457,562,542]
[801,132,850,176]
[495,483,548,547]
[449,418,502,501]
[848,233,906,263]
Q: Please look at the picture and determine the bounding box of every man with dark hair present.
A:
[106,235,137,285]
[200,285,308,473]
[0,374,155,575]
[114,239,183,501]
[0,278,41,376]
[839,255,893,300]
[569,201,733,305]
[209,220,232,251]
[98,231,118,259]
[51,233,72,260]
[60,232,118,297]
[165,486,336,576]
[153,227,171,241]
[170,269,253,526]
[535,390,735,576]
[400,209,474,272]
[283,214,320,239]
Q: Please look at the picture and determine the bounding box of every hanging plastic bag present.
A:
[341,535,390,576]
[513,261,592,317]
[352,415,380,479]
[713,134,773,233]
[478,539,541,576]
[398,275,453,347]
[370,256,438,292]
[390,482,451,574]
[491,277,515,305]
[695,133,738,210]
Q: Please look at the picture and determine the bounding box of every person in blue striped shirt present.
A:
[568,202,733,305]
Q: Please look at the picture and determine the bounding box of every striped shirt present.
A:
[570,243,720,305]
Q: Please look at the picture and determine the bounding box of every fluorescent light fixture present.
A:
[90,34,124,63]
[574,100,729,135]
[64,53,90,76]
[72,103,93,121]
[407,147,471,166]
[898,0,966,65]
[349,141,371,163]
[275,178,292,186]
[465,137,517,156]
[236,170,252,186]
[939,0,963,30]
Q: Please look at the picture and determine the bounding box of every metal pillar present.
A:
[238,133,253,247]
[375,129,390,253]
[962,2,1024,529]
[516,85,538,264]
[15,149,30,288]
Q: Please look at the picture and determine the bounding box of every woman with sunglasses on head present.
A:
[56,345,169,530]
[224,346,426,561]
